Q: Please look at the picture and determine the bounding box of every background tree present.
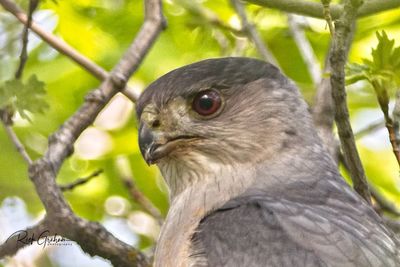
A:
[0,0,399,266]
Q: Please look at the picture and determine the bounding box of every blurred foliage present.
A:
[0,0,400,263]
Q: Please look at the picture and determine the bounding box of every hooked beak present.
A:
[138,123,177,165]
[138,123,197,165]
[139,123,163,165]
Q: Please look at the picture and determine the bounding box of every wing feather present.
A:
[191,187,399,267]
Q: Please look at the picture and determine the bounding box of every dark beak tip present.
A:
[143,152,155,166]
[139,124,154,162]
[146,158,155,166]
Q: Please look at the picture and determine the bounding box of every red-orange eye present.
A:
[192,90,222,116]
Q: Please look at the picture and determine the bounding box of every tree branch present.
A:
[0,0,140,102]
[329,0,371,203]
[66,216,147,267]
[0,0,165,265]
[287,14,321,87]
[245,0,400,20]
[230,0,278,65]
[312,25,355,162]
[0,218,49,257]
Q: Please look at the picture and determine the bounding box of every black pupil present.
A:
[199,96,214,111]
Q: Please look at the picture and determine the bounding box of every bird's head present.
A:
[137,57,318,196]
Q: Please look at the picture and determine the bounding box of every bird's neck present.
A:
[158,151,258,202]
[155,156,256,267]
[154,143,337,266]
[159,141,336,202]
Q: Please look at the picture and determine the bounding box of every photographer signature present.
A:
[5,230,72,249]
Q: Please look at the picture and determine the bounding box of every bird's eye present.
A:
[192,90,222,117]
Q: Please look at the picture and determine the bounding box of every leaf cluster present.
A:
[347,31,400,92]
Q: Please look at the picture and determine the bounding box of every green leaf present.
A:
[345,63,370,85]
[0,75,49,121]
[371,31,395,71]
[0,84,13,108]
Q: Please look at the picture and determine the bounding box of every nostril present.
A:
[152,119,160,128]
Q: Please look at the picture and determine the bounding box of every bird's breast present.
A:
[154,191,206,267]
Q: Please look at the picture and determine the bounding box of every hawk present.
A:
[136,57,399,267]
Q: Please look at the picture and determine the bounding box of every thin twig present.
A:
[392,90,400,147]
[0,110,32,165]
[390,89,400,165]
[2,123,33,164]
[213,29,230,56]
[287,14,321,87]
[321,0,335,36]
[371,80,400,166]
[175,0,243,35]
[115,157,163,225]
[122,177,164,226]
[0,0,140,102]
[14,0,38,79]
[329,0,371,203]
[370,186,400,216]
[354,118,385,139]
[384,117,400,166]
[60,169,103,192]
[245,0,400,20]
[230,0,278,65]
